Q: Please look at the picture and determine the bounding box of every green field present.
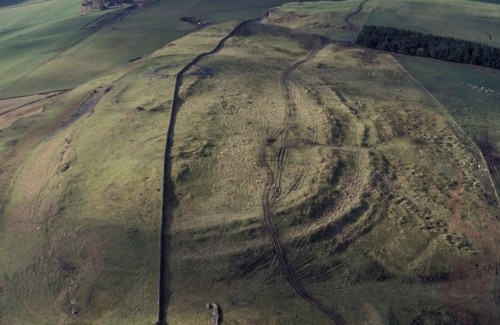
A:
[0,23,244,323]
[396,56,500,143]
[366,0,500,47]
[0,0,104,97]
[0,0,328,98]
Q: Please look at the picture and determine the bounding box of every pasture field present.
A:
[1,0,497,98]
[0,0,498,324]
[365,0,500,47]
[396,55,500,191]
[0,0,327,98]
[0,0,105,97]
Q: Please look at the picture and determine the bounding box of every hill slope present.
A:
[0,0,499,324]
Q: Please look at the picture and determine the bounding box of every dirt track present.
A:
[156,23,347,324]
[259,47,347,325]
[157,18,362,325]
[344,0,370,32]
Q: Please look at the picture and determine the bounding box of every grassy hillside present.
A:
[0,0,499,324]
[164,18,499,323]
[0,22,241,324]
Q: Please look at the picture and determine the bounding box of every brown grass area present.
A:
[6,134,64,232]
[0,92,65,131]
[442,174,500,321]
[0,94,45,112]
[0,92,82,220]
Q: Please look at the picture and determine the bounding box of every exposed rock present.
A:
[81,0,145,12]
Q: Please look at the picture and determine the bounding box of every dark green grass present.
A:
[470,0,500,4]
[0,0,326,98]
[0,0,45,8]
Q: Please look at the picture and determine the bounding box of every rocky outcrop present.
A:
[81,0,141,11]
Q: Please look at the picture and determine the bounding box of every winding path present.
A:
[344,0,370,32]
[157,19,350,325]
[259,47,347,325]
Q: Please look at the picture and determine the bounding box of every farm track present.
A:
[259,47,347,325]
[156,19,258,325]
[345,0,370,32]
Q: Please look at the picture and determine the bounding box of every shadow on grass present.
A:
[156,169,177,325]
[0,0,34,8]
[157,20,257,324]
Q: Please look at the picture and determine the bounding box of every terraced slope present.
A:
[162,20,499,323]
[0,1,498,324]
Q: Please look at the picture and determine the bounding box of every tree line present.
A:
[356,25,500,70]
